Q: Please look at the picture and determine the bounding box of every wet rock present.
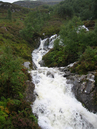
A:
[49,34,57,42]
[24,61,30,69]
[63,71,71,77]
[65,70,97,112]
[39,60,45,67]
[44,38,49,49]
[24,80,36,102]
[46,71,54,78]
[35,37,41,49]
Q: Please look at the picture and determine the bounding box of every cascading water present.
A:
[30,35,97,129]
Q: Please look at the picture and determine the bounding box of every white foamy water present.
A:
[30,35,97,129]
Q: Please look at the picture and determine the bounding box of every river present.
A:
[30,35,97,129]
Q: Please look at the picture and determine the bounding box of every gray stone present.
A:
[64,70,97,112]
[46,71,54,78]
[44,38,49,49]
[38,60,45,67]
[24,80,36,102]
[24,61,30,69]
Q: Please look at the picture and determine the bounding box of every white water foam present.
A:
[30,35,97,129]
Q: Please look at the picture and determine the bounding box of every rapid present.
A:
[30,35,97,129]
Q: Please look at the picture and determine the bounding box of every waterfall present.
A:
[30,35,97,129]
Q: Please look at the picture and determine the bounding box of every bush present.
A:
[0,98,40,129]
[20,10,51,40]
[71,47,97,74]
[8,100,40,129]
[12,114,40,129]
[7,99,31,114]
[19,23,35,41]
[0,46,27,98]
[56,3,74,18]
[12,113,33,129]
[79,46,97,62]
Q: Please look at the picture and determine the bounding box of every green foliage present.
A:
[12,113,33,129]
[0,115,6,124]
[7,8,12,21]
[0,46,27,98]
[20,9,51,39]
[80,8,92,20]
[7,99,40,129]
[19,23,34,41]
[93,0,97,18]
[12,112,40,129]
[29,115,38,123]
[7,99,30,113]
[43,17,83,67]
[71,47,97,74]
[60,16,97,57]
[79,46,97,62]
[43,47,67,67]
[0,108,12,129]
[55,1,74,18]
[41,18,62,37]
[60,16,83,43]
[0,98,40,129]
[0,97,12,129]
[54,0,94,20]
[43,17,97,70]
[54,38,60,50]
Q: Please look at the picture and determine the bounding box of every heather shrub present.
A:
[10,101,40,129]
[71,47,97,74]
[7,99,31,114]
[0,97,40,129]
[0,46,27,98]
[0,98,13,129]
[12,113,33,129]
[79,46,97,62]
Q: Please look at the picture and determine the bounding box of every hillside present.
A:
[0,1,33,60]
[13,1,45,8]
[38,0,63,2]
[13,0,62,8]
[0,1,30,20]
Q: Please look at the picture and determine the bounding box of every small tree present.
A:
[7,8,12,20]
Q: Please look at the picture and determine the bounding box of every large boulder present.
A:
[24,80,36,102]
[64,68,97,112]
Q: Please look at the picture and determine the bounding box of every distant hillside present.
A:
[13,0,63,8]
[0,1,30,14]
[13,1,45,8]
[38,0,63,2]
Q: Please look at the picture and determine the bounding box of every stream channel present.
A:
[30,35,97,129]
